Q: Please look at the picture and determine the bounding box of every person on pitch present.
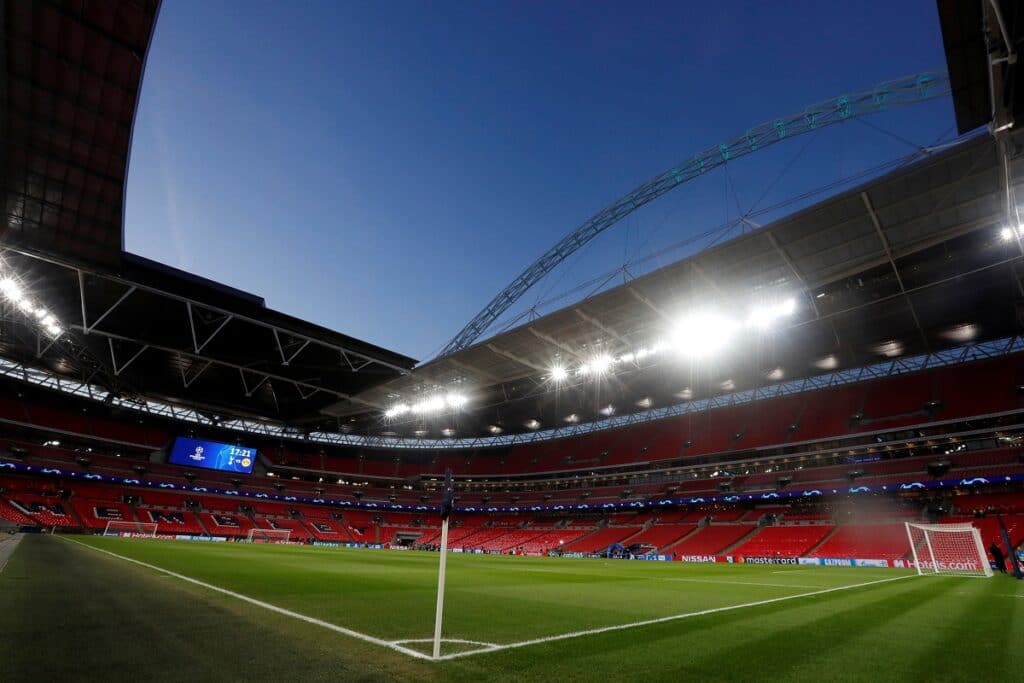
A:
[989,541,1006,574]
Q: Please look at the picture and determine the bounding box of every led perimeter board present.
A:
[167,437,257,474]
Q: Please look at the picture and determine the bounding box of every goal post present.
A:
[905,522,993,578]
[102,520,158,538]
[246,528,291,544]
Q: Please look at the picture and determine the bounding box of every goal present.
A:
[246,528,292,544]
[102,520,158,538]
[904,522,993,578]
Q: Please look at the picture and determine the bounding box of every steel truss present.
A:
[1,335,1021,450]
[2,248,412,405]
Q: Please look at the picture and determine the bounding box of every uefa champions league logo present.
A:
[189,445,205,462]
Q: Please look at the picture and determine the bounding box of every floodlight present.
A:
[488,425,503,435]
[589,354,614,374]
[746,298,798,330]
[814,354,839,370]
[766,367,785,381]
[441,428,455,437]
[525,419,541,430]
[1001,226,1016,241]
[635,397,652,408]
[873,340,903,358]
[0,278,23,302]
[671,312,738,358]
[564,414,579,423]
[618,352,634,363]
[549,365,569,382]
[445,393,467,408]
[599,404,615,416]
[384,403,410,419]
[414,396,446,413]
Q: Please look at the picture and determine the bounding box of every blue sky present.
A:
[125,0,955,361]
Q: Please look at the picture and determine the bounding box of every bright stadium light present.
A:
[384,403,410,419]
[412,396,447,414]
[589,354,614,375]
[671,311,738,358]
[746,297,797,330]
[1001,226,1018,241]
[525,419,541,430]
[445,393,467,409]
[0,278,24,302]
[549,365,569,382]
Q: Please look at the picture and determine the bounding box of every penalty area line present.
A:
[435,573,918,661]
[61,537,434,662]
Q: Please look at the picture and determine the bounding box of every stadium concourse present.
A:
[3,0,1024,681]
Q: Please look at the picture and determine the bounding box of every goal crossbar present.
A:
[246,528,292,543]
[905,522,993,578]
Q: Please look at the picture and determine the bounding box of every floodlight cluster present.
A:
[384,392,468,420]
[1000,224,1024,241]
[0,268,64,338]
[548,297,797,382]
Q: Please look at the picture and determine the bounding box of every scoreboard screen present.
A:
[167,437,257,474]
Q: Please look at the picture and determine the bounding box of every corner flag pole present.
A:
[432,469,455,659]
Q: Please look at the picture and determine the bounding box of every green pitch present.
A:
[2,534,1022,682]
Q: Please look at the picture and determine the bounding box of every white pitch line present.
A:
[433,574,918,661]
[0,534,23,574]
[662,577,824,589]
[393,638,501,649]
[62,538,434,662]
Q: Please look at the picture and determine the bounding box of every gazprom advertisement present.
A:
[167,437,257,474]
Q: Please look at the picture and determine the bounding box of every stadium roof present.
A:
[0,1,417,423]
[337,131,1024,439]
[2,0,1023,445]
[1,0,160,266]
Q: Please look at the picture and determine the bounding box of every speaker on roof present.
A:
[923,399,944,416]
[846,469,865,481]
[718,481,732,492]
[777,476,793,488]
[926,460,951,478]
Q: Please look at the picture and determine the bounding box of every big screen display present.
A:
[167,437,257,474]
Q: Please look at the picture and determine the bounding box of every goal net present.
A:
[905,522,992,578]
[103,520,158,538]
[246,528,292,544]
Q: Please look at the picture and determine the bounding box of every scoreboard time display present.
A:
[167,437,257,474]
